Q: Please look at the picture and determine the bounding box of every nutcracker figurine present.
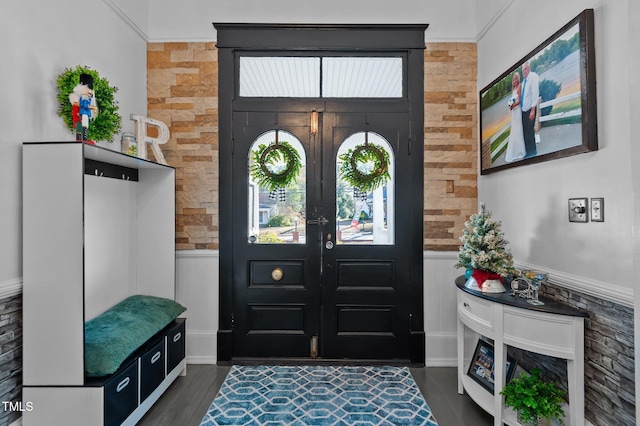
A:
[68,73,98,142]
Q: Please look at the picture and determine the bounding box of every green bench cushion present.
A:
[84,295,186,377]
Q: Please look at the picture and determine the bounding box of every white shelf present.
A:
[22,142,178,425]
[82,143,172,170]
[22,141,173,170]
[456,280,586,426]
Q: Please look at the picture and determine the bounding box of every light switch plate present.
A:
[591,198,604,222]
[568,198,588,222]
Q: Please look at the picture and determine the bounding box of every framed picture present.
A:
[479,9,597,174]
[467,339,517,394]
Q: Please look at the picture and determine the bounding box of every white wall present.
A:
[147,0,477,42]
[629,0,640,420]
[4,0,636,378]
[477,0,635,300]
[480,1,639,414]
[0,0,149,285]
[155,0,638,370]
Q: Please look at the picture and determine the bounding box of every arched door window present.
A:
[247,130,306,244]
[336,132,394,245]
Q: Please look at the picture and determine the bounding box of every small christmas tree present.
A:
[456,205,516,278]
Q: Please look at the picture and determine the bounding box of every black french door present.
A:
[215,23,427,364]
[228,108,421,361]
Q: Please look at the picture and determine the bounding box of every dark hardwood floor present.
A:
[138,365,494,426]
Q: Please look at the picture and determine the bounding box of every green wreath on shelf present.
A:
[249,141,302,191]
[56,65,122,142]
[339,142,390,193]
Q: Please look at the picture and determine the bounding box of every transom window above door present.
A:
[239,56,403,98]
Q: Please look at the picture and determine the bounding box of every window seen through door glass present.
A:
[248,130,306,244]
[336,132,394,245]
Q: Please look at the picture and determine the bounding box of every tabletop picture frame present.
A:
[467,339,517,394]
[479,9,597,174]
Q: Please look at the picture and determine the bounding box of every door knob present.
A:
[325,241,334,250]
[271,268,284,281]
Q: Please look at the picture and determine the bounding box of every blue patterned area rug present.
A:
[200,365,439,425]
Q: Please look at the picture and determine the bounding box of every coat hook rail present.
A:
[84,159,139,181]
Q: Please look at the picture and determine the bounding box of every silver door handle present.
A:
[325,241,334,250]
[307,216,329,225]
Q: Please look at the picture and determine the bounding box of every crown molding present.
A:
[475,0,517,42]
[102,0,149,42]
[424,36,477,44]
[148,36,216,43]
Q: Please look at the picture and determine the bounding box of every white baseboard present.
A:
[187,356,218,365]
[425,331,457,367]
[425,358,457,367]
[186,329,217,365]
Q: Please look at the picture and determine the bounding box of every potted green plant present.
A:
[500,368,566,426]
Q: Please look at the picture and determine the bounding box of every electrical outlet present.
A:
[568,198,588,222]
[591,198,604,222]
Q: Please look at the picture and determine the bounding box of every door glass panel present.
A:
[248,130,306,244]
[239,57,320,97]
[323,57,403,98]
[336,132,394,245]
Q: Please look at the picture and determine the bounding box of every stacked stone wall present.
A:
[423,43,478,251]
[0,296,22,426]
[509,285,635,425]
[147,42,220,250]
[148,41,478,251]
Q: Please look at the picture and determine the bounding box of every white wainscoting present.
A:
[423,251,460,367]
[174,250,464,366]
[175,250,633,366]
[176,250,219,365]
[0,278,23,300]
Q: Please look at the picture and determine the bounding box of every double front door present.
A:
[230,108,422,361]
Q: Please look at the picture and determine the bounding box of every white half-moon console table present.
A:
[456,276,588,426]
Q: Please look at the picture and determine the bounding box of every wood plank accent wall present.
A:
[147,42,219,250]
[423,43,478,251]
[147,42,478,251]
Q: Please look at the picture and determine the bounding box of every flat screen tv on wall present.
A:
[479,9,597,174]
